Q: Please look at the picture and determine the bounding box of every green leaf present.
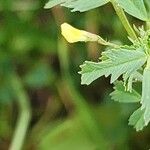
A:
[117,0,148,21]
[80,47,147,85]
[141,58,150,125]
[128,108,146,131]
[44,0,109,12]
[110,81,141,103]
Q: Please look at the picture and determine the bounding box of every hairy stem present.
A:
[9,74,31,150]
[111,0,138,40]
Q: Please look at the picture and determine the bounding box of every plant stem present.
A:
[9,74,31,150]
[111,0,138,41]
[85,10,99,59]
[57,27,108,150]
[97,36,119,47]
[57,34,108,150]
[52,7,108,149]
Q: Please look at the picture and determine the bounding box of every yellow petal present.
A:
[61,23,87,43]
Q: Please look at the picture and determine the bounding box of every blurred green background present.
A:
[0,0,150,150]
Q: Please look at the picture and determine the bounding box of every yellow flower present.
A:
[60,23,119,48]
[61,23,99,43]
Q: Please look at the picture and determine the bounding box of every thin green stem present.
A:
[97,36,120,48]
[57,37,108,149]
[9,74,31,150]
[57,38,69,77]
[111,0,138,41]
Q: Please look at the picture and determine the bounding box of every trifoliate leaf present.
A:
[117,0,148,21]
[110,81,141,103]
[44,0,109,12]
[80,47,147,85]
[141,58,150,125]
[128,108,145,131]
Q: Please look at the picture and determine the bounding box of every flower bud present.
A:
[61,23,99,43]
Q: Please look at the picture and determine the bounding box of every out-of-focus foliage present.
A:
[0,0,150,150]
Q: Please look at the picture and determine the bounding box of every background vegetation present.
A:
[0,0,150,149]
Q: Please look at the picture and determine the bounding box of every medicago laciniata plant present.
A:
[45,0,150,131]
